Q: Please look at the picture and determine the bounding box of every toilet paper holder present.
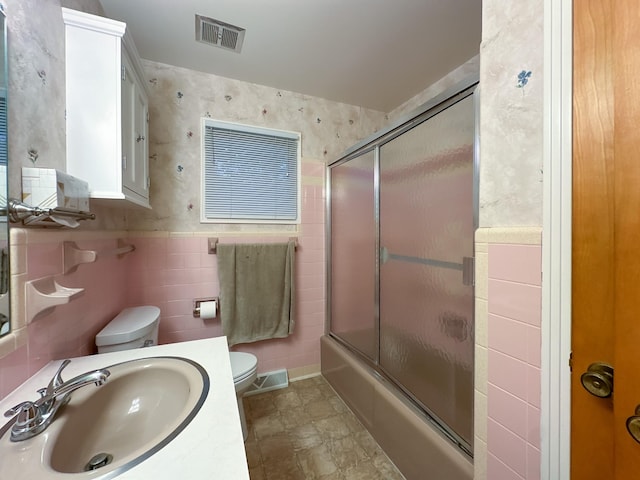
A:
[193,297,218,318]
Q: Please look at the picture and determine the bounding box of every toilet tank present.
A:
[95,306,160,354]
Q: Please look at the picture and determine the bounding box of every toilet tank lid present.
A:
[95,306,160,347]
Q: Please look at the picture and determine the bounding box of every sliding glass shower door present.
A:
[379,95,475,448]
[329,150,377,360]
[328,80,477,454]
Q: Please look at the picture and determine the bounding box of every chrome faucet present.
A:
[3,359,110,442]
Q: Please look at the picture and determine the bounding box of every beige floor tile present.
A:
[249,466,266,480]
[280,405,313,429]
[353,429,384,458]
[246,376,405,480]
[304,398,340,420]
[263,455,306,480]
[253,414,286,439]
[343,462,390,480]
[289,423,323,451]
[247,394,278,417]
[328,395,350,414]
[326,435,369,471]
[244,439,262,468]
[296,384,326,405]
[314,415,353,440]
[371,454,408,480]
[273,390,304,410]
[297,444,340,478]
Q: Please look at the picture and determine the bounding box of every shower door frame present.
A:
[325,74,479,457]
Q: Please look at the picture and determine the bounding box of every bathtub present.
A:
[321,335,473,480]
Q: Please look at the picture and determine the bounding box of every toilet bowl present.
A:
[229,351,258,441]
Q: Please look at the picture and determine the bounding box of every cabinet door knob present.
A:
[136,135,145,143]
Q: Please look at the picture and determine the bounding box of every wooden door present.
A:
[572,0,640,477]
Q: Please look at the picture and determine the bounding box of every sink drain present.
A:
[84,452,113,471]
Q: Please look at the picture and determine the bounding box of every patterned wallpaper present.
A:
[6,0,68,196]
[5,0,541,233]
[4,0,387,233]
[126,60,388,232]
[5,0,125,230]
[479,0,544,227]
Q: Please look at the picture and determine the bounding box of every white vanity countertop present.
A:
[0,337,250,480]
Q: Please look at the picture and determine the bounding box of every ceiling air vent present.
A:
[195,14,246,53]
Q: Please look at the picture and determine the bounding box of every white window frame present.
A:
[200,118,302,224]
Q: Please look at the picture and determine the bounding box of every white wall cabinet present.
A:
[121,49,150,204]
[63,8,150,208]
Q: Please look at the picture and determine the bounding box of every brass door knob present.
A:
[626,405,640,444]
[580,362,614,398]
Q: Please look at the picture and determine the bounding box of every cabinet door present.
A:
[121,52,135,193]
[64,8,124,198]
[132,82,149,200]
[121,51,149,204]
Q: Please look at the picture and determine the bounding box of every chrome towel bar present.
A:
[7,198,95,224]
[208,237,298,254]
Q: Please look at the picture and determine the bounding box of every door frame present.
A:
[541,0,572,478]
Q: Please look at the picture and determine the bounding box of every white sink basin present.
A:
[0,356,209,479]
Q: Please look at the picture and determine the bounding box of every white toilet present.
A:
[95,306,160,354]
[229,351,258,441]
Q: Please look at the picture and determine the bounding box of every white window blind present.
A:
[202,120,300,223]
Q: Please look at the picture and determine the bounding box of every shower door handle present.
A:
[462,257,475,286]
[380,246,389,265]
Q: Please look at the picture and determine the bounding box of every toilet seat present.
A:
[229,352,257,384]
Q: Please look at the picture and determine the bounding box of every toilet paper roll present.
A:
[199,300,217,319]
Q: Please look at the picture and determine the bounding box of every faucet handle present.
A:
[5,401,46,440]
[4,401,37,420]
[47,359,71,394]
[14,402,38,428]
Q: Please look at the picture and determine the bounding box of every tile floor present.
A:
[243,374,406,480]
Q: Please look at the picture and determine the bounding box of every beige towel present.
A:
[217,241,295,346]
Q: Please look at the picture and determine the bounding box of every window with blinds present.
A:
[201,119,301,223]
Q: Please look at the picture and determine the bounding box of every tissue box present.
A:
[22,168,90,211]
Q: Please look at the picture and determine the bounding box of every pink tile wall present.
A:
[0,345,29,400]
[0,236,129,399]
[127,182,326,374]
[487,244,542,480]
[1,173,326,398]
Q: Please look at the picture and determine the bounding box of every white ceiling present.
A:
[98,0,481,112]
